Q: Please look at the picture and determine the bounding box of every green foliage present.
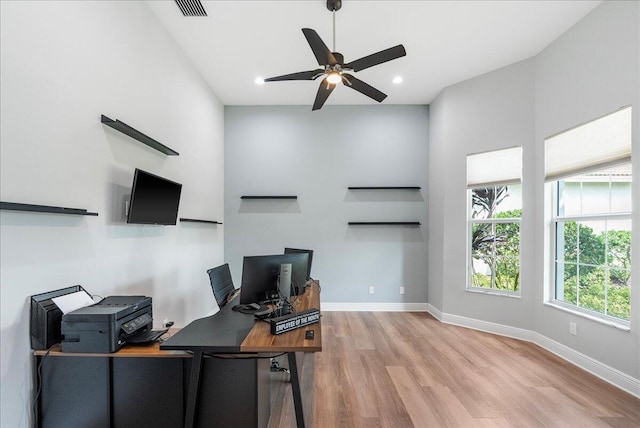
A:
[558,224,631,321]
[560,222,604,276]
[607,230,632,285]
[495,211,521,291]
[471,272,491,288]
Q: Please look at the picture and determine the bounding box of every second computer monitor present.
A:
[284,248,313,282]
[239,253,309,305]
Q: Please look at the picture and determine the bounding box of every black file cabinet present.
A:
[33,349,269,428]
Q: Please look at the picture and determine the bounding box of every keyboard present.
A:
[128,328,169,344]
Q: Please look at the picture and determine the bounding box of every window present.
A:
[467,147,522,294]
[546,107,632,323]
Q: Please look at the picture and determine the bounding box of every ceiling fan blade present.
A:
[302,28,338,66]
[345,44,406,72]
[312,77,336,111]
[264,69,324,82]
[342,73,387,102]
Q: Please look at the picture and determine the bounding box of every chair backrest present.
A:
[206,263,236,308]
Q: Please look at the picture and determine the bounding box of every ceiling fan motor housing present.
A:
[327,0,342,12]
[331,52,344,65]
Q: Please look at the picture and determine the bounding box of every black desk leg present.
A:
[185,351,204,428]
[287,352,305,428]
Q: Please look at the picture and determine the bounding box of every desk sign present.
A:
[270,308,320,335]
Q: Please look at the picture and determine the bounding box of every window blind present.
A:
[466,146,522,189]
[545,106,632,182]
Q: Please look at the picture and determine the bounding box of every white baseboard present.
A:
[425,303,443,320]
[440,312,535,342]
[532,332,640,398]
[322,302,429,312]
[426,308,640,399]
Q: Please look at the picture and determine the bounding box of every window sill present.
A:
[544,301,631,332]
[466,288,521,298]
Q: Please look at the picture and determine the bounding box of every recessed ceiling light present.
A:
[254,77,265,85]
[392,76,403,84]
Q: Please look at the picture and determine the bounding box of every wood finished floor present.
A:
[268,311,640,428]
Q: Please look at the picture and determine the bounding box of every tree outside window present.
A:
[469,185,521,293]
[554,166,632,321]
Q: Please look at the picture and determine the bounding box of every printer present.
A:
[61,295,152,353]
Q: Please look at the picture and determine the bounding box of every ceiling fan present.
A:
[264,0,407,111]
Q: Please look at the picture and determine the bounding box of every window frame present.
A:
[549,172,632,327]
[466,186,522,296]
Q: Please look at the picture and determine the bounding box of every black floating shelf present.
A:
[179,218,222,225]
[348,186,421,190]
[348,222,421,226]
[1,201,98,216]
[101,114,179,156]
[240,196,297,200]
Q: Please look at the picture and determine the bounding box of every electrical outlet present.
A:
[400,286,405,295]
[569,322,577,336]
[369,286,374,294]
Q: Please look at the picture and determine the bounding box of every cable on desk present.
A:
[276,283,296,317]
[158,330,172,342]
[33,345,54,426]
[291,277,303,297]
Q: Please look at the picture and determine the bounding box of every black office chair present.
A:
[207,263,239,308]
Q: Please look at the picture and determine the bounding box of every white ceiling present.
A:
[147,0,601,108]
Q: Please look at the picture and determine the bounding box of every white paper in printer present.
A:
[52,290,94,314]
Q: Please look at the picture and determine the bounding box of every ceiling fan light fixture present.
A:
[326,72,342,84]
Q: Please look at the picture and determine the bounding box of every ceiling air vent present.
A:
[175,0,207,17]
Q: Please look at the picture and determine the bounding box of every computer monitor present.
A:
[206,263,237,308]
[239,253,309,305]
[284,248,313,281]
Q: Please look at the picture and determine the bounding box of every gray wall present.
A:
[532,0,639,380]
[0,2,224,426]
[224,105,429,306]
[429,59,536,328]
[429,0,639,380]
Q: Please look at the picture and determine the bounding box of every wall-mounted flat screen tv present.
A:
[127,168,182,225]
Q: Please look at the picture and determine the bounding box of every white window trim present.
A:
[467,190,522,296]
[543,301,631,331]
[467,286,522,298]
[547,180,632,328]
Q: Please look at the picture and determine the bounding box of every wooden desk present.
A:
[160,282,322,428]
[241,282,322,353]
[33,283,321,428]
